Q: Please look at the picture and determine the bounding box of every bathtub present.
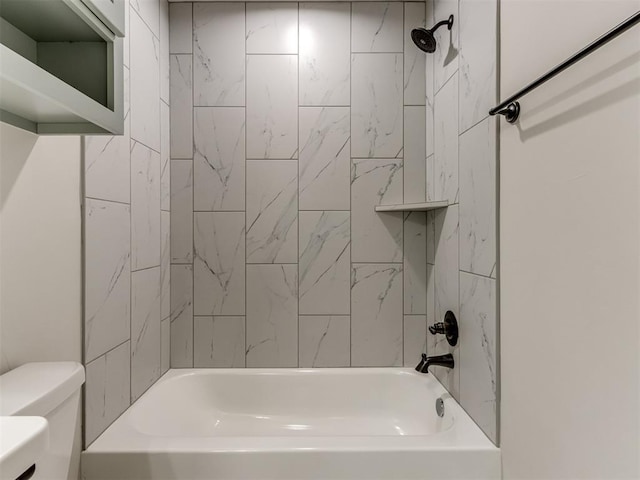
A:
[81,368,500,480]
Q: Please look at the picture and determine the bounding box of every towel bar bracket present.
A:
[494,102,520,124]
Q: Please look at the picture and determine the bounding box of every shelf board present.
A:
[374,201,449,212]
[0,42,123,134]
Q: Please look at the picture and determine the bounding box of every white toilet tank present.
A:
[0,362,85,480]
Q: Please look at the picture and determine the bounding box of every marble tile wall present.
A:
[169,1,429,371]
[83,0,170,446]
[425,0,498,444]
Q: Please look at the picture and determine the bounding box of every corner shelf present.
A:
[374,201,449,212]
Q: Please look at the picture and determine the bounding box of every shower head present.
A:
[411,15,454,53]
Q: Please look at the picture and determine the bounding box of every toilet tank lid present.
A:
[0,362,85,416]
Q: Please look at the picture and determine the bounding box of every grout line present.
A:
[297,1,300,368]
[85,196,131,207]
[244,0,248,369]
[351,261,404,265]
[349,0,353,368]
[128,10,134,403]
[132,264,162,274]
[131,137,162,157]
[459,113,492,137]
[401,0,406,366]
[158,6,163,379]
[245,159,300,162]
[459,269,497,281]
[349,50,405,54]
[190,4,195,369]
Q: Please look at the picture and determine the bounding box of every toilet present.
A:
[0,362,84,479]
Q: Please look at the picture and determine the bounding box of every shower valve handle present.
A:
[428,311,459,346]
[428,323,446,335]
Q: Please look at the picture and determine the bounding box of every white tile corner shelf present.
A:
[0,0,125,135]
[374,201,449,212]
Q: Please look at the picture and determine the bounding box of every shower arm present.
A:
[430,17,453,33]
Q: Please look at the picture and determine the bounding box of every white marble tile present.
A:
[194,316,246,367]
[160,100,170,211]
[351,54,403,158]
[460,117,496,277]
[246,55,298,159]
[299,316,350,367]
[425,2,435,159]
[351,2,403,53]
[299,2,350,106]
[351,263,403,366]
[130,0,159,38]
[434,73,458,203]
[404,2,426,105]
[431,204,459,398]
[403,315,427,367]
[170,54,193,159]
[169,2,192,54]
[170,264,193,367]
[194,107,245,211]
[433,0,459,94]
[84,341,130,446]
[426,101,435,158]
[160,0,169,104]
[426,154,435,201]
[459,272,497,443]
[123,0,130,68]
[161,211,170,320]
[246,265,298,367]
[425,0,434,25]
[130,9,160,152]
[425,262,435,372]
[434,205,459,321]
[426,210,435,264]
[351,159,403,263]
[246,3,298,54]
[193,3,245,106]
[459,0,497,132]
[131,141,161,271]
[246,161,298,263]
[426,262,435,331]
[170,160,193,263]
[299,107,350,210]
[194,212,246,315]
[161,318,170,374]
[403,211,427,315]
[404,106,426,203]
[299,211,350,315]
[131,267,161,401]
[84,200,130,363]
[85,68,130,204]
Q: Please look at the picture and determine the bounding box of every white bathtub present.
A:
[81,368,500,480]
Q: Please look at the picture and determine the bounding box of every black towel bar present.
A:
[490,10,640,124]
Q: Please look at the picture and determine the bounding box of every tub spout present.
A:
[414,353,428,372]
[420,354,454,373]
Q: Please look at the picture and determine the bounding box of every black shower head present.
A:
[411,15,454,53]
[411,28,437,53]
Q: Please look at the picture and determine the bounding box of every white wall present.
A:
[0,123,82,373]
[500,1,640,478]
[0,123,82,480]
